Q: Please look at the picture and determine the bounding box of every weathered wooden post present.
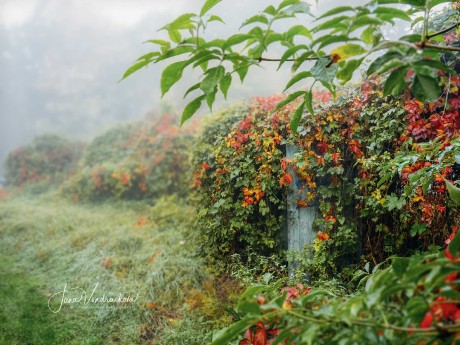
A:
[284,144,318,275]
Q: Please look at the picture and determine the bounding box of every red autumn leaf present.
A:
[297,199,308,208]
[279,173,293,187]
[420,312,433,328]
[244,328,253,342]
[253,328,267,345]
[331,152,340,165]
[317,141,329,154]
[432,297,459,320]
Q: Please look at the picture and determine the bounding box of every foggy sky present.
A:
[0,0,387,176]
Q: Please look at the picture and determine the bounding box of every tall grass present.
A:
[0,192,222,344]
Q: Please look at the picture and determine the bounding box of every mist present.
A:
[0,0,378,176]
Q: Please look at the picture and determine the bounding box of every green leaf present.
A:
[429,0,454,9]
[210,317,257,345]
[313,16,350,32]
[237,300,262,315]
[161,13,196,31]
[444,177,460,205]
[161,61,187,96]
[200,0,222,16]
[448,231,460,257]
[181,95,205,125]
[310,57,337,94]
[278,0,300,10]
[223,34,252,50]
[284,71,312,91]
[330,43,367,61]
[377,59,406,74]
[383,67,408,97]
[392,257,410,276]
[367,51,403,75]
[305,89,314,114]
[412,73,441,102]
[410,223,427,237]
[349,15,386,32]
[235,63,250,82]
[239,285,267,302]
[206,86,218,110]
[290,52,310,72]
[192,55,220,70]
[413,59,457,76]
[374,6,411,22]
[285,2,311,15]
[136,52,160,61]
[208,15,225,24]
[200,66,225,94]
[411,16,424,28]
[360,26,375,45]
[183,83,201,98]
[241,14,268,28]
[286,25,313,40]
[202,39,226,49]
[263,5,277,15]
[406,296,428,322]
[316,6,354,20]
[313,35,359,50]
[144,39,170,48]
[277,45,309,69]
[377,0,424,6]
[168,29,181,43]
[400,34,422,42]
[337,58,363,84]
[120,59,151,81]
[290,101,306,133]
[219,73,232,99]
[156,46,196,63]
[272,90,305,113]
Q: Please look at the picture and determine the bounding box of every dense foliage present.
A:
[65,114,196,201]
[191,100,293,269]
[4,134,83,187]
[211,227,460,345]
[191,71,460,279]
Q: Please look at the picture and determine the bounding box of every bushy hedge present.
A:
[191,100,292,269]
[192,78,460,278]
[65,114,196,201]
[4,134,83,187]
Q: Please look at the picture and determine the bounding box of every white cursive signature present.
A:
[48,283,139,313]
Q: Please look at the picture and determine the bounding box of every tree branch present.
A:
[426,21,460,40]
[422,42,460,52]
[257,56,322,62]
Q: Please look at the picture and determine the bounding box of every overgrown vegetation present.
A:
[3,1,460,343]
[0,192,238,344]
[5,134,83,188]
[64,113,196,201]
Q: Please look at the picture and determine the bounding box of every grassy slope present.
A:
[0,192,217,344]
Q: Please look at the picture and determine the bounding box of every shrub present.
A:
[191,96,326,271]
[4,134,83,187]
[65,113,196,201]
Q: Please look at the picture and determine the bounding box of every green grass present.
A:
[0,191,216,344]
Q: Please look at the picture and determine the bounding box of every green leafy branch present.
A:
[122,0,460,132]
